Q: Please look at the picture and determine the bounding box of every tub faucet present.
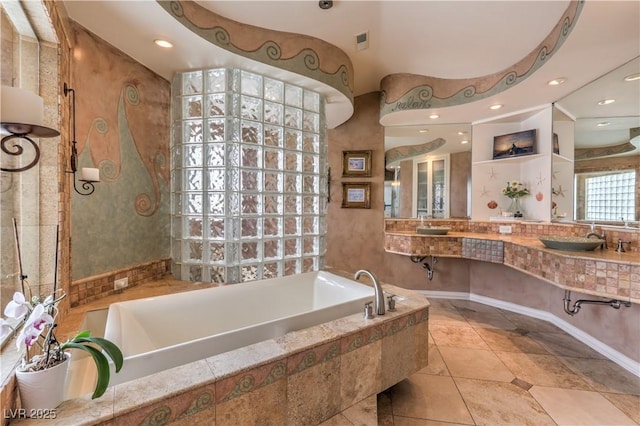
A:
[354,269,385,316]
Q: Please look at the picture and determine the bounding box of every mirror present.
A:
[384,124,472,218]
[553,56,640,224]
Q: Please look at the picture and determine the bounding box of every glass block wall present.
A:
[171,69,327,284]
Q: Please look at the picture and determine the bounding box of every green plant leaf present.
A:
[61,342,110,399]
[71,336,123,372]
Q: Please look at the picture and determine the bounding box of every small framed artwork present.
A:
[553,133,560,155]
[492,129,537,160]
[341,182,371,209]
[342,150,372,177]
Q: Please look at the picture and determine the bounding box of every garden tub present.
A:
[102,271,374,386]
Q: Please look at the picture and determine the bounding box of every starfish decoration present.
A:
[552,185,565,197]
[551,170,559,181]
[536,172,546,186]
[488,168,498,180]
[480,186,490,198]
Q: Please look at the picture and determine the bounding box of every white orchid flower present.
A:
[16,304,53,351]
[4,292,30,320]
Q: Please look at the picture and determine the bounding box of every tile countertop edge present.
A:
[384,232,639,304]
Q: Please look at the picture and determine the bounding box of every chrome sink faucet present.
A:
[354,269,385,316]
[585,230,607,250]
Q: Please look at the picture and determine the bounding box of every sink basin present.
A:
[539,236,605,251]
[416,226,450,235]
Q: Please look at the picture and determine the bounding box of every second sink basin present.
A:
[539,236,605,251]
[416,226,450,235]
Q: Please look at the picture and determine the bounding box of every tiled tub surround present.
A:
[12,280,429,425]
[70,259,171,307]
[384,219,640,303]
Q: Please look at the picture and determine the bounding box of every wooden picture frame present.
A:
[341,182,371,209]
[492,129,536,160]
[342,150,372,177]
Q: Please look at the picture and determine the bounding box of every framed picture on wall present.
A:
[342,150,372,177]
[492,129,536,159]
[341,182,371,209]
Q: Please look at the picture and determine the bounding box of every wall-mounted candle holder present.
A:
[1,86,60,172]
[63,83,99,196]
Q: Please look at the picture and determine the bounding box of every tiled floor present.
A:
[378,298,640,426]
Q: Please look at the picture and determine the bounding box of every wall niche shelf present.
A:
[472,153,544,165]
[552,153,573,163]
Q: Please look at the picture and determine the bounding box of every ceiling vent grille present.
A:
[355,31,369,51]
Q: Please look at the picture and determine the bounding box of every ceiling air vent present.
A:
[355,31,369,51]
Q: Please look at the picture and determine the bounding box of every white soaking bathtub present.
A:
[102,271,374,386]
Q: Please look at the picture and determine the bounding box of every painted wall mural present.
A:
[71,22,171,280]
[157,0,354,104]
[379,1,584,120]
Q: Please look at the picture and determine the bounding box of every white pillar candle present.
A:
[1,86,44,127]
[80,167,100,182]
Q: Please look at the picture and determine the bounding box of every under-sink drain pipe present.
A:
[410,255,438,280]
[562,290,631,316]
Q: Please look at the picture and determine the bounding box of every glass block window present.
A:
[581,170,636,221]
[171,69,326,284]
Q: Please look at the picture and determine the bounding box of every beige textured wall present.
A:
[450,151,471,218]
[325,92,385,275]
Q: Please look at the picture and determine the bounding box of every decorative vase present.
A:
[15,353,70,415]
[507,198,524,218]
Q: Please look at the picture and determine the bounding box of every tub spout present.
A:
[354,269,385,316]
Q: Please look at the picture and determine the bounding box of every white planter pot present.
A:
[15,353,70,415]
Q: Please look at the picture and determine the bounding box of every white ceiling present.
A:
[63,1,640,150]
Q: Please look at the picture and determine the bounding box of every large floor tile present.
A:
[558,356,640,395]
[497,310,561,334]
[428,305,470,327]
[528,331,606,359]
[388,374,474,425]
[394,417,470,426]
[439,347,514,382]
[416,344,450,376]
[474,327,550,354]
[495,352,593,390]
[458,310,517,330]
[601,392,640,424]
[529,386,637,425]
[429,324,490,350]
[455,377,555,426]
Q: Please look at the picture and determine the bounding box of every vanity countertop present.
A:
[384,230,639,264]
[384,227,640,303]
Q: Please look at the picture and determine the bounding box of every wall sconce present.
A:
[0,86,60,172]
[63,83,100,195]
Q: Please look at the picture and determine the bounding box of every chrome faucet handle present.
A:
[616,240,630,253]
[387,294,397,312]
[364,302,374,319]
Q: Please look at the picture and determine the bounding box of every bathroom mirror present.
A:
[384,124,472,218]
[553,56,640,224]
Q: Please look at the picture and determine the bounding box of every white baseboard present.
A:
[418,290,640,378]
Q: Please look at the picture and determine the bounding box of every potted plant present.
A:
[1,288,123,413]
[501,180,530,218]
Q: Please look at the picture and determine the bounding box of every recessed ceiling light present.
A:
[489,104,503,110]
[597,99,615,105]
[154,39,173,48]
[457,131,467,136]
[429,114,439,119]
[623,73,640,82]
[596,122,610,127]
[547,78,566,86]
[419,129,429,133]
[461,140,469,144]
